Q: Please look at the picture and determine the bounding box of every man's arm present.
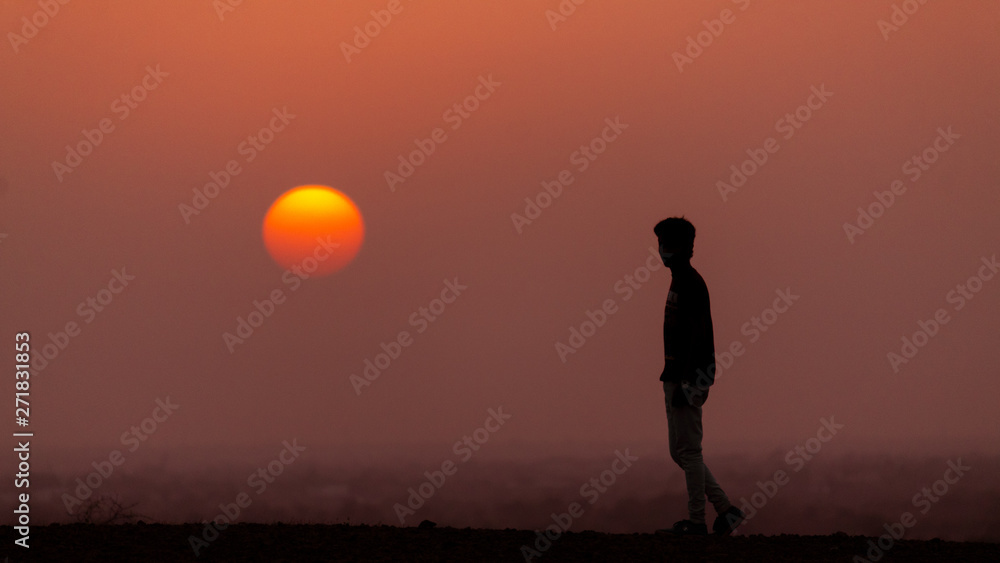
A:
[687,282,715,387]
[679,280,713,384]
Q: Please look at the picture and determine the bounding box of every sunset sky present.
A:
[2,0,999,478]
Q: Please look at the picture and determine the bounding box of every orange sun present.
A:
[262,185,364,276]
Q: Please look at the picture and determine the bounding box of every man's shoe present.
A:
[712,506,745,535]
[657,519,708,535]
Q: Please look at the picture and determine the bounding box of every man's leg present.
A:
[664,382,682,467]
[664,381,708,524]
[704,464,732,515]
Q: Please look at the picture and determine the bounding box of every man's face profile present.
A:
[658,239,684,267]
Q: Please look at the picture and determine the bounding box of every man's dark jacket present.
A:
[660,264,716,386]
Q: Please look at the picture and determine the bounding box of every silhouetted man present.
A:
[654,216,743,536]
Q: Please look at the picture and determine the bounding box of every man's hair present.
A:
[653,216,696,255]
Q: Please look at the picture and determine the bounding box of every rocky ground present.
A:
[3,523,1000,562]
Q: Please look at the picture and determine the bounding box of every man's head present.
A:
[653,216,696,268]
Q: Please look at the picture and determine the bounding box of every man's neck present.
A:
[669,260,693,274]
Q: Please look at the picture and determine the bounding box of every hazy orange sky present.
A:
[2,0,999,466]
